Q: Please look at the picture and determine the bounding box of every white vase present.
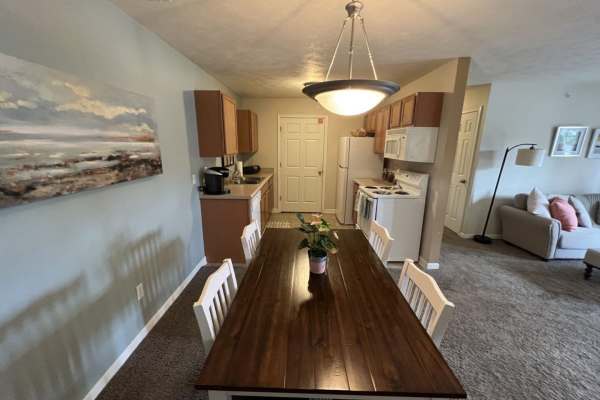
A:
[309,254,328,274]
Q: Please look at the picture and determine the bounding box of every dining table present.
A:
[196,228,466,399]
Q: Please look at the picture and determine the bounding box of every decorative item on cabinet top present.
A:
[194,90,238,157]
[0,51,162,209]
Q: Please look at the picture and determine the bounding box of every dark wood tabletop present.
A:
[196,228,466,398]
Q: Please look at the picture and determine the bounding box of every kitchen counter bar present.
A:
[199,168,274,200]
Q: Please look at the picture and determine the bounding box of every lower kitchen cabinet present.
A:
[200,175,273,264]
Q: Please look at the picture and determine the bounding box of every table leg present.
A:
[584,263,593,280]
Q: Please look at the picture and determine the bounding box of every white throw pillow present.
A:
[527,187,551,218]
[568,196,593,228]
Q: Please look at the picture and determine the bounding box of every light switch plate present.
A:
[136,283,144,301]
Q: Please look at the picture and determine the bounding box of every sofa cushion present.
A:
[514,193,528,210]
[527,188,551,218]
[569,196,593,228]
[558,227,600,250]
[550,198,578,231]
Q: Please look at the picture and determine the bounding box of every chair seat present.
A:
[585,249,600,267]
[558,227,600,249]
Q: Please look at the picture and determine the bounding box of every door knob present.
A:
[318,171,323,176]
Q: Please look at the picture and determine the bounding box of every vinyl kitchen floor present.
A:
[266,212,354,229]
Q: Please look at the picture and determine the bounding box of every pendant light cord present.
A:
[323,2,379,82]
[325,17,349,81]
[359,16,378,80]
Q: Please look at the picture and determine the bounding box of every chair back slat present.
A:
[368,221,394,263]
[193,259,238,351]
[241,221,262,264]
[397,259,455,347]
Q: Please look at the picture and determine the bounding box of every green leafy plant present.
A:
[297,213,338,258]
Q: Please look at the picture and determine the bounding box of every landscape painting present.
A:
[0,52,162,209]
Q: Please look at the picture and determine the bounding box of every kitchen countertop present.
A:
[199,168,274,200]
[353,177,390,187]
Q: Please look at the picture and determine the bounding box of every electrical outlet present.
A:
[136,283,144,301]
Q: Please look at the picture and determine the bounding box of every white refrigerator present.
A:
[335,137,384,224]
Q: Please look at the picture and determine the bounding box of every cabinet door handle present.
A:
[318,171,323,176]
[460,179,467,184]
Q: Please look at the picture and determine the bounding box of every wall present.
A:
[239,98,364,211]
[0,1,236,399]
[462,77,600,236]
[384,58,471,266]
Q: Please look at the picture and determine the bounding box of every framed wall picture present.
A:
[588,129,600,159]
[550,126,588,157]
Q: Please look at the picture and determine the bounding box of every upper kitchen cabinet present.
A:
[392,92,444,128]
[237,109,258,153]
[373,105,390,154]
[364,111,377,133]
[194,90,238,156]
[389,100,403,128]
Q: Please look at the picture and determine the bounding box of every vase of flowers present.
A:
[297,213,338,274]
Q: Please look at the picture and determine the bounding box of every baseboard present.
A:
[457,232,503,240]
[418,256,440,270]
[82,256,207,400]
[322,208,336,214]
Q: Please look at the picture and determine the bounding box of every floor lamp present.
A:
[473,144,545,244]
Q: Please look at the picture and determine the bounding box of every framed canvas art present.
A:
[587,129,600,159]
[0,52,162,209]
[549,126,588,157]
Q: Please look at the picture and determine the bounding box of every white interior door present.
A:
[279,116,325,212]
[445,109,481,233]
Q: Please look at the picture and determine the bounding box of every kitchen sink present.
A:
[230,176,263,185]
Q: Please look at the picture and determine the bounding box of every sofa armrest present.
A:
[499,205,560,259]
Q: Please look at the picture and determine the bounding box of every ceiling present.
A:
[113,0,600,97]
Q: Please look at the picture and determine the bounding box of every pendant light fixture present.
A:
[302,1,399,116]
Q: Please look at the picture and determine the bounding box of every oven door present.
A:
[357,191,376,237]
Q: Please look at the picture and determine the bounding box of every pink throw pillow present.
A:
[549,198,578,232]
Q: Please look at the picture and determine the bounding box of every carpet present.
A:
[97,232,600,400]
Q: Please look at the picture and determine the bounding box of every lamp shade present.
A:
[303,79,399,116]
[516,148,544,167]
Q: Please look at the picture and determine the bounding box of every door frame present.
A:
[445,106,483,234]
[276,114,328,213]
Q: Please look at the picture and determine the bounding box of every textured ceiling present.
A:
[112,0,600,97]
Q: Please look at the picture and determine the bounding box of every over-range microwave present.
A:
[384,127,439,163]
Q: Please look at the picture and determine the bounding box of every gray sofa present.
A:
[500,193,600,260]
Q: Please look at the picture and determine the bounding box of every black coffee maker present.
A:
[202,167,229,195]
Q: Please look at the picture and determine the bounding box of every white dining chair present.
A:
[397,259,455,347]
[241,220,261,264]
[193,258,238,352]
[368,220,394,263]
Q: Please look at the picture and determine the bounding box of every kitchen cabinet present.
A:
[194,90,238,157]
[398,92,444,127]
[364,111,377,133]
[352,182,359,225]
[373,106,390,154]
[260,177,273,233]
[237,109,259,153]
[389,100,403,128]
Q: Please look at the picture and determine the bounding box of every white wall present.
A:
[384,58,471,265]
[0,1,236,399]
[463,77,600,235]
[239,98,364,211]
